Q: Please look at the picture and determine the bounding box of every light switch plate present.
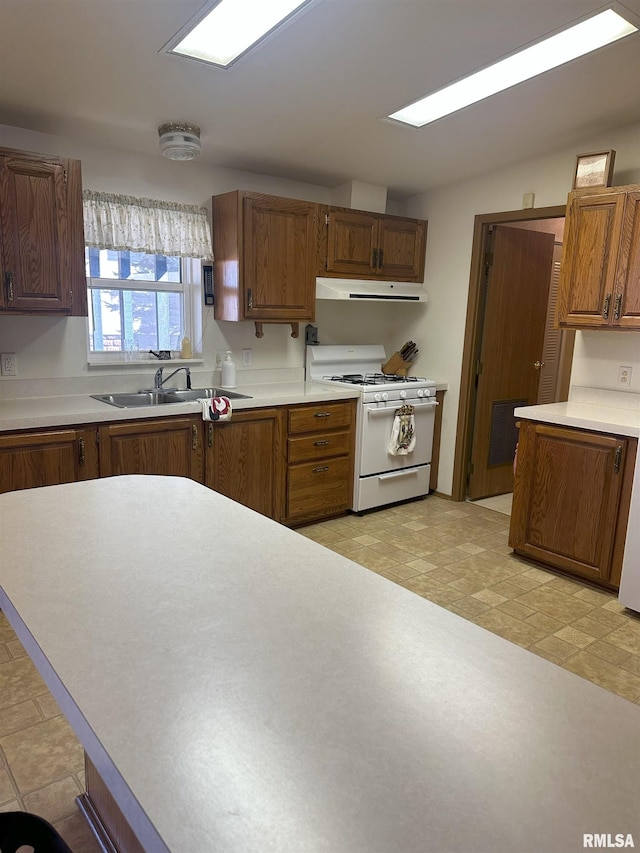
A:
[1,353,17,376]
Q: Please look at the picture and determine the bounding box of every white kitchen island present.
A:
[1,476,639,853]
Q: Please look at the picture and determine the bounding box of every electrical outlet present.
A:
[242,348,253,367]
[618,365,632,389]
[1,353,17,376]
[215,350,225,367]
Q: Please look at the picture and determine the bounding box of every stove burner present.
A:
[323,373,425,386]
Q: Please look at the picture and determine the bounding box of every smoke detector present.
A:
[158,122,201,161]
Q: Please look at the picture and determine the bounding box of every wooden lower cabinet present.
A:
[281,399,356,525]
[204,408,279,519]
[98,416,204,480]
[509,420,636,589]
[0,427,98,493]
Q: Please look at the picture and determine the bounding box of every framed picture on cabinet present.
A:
[572,150,616,189]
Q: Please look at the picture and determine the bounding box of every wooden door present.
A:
[98,417,203,480]
[509,422,628,585]
[325,209,378,277]
[0,428,98,493]
[243,195,316,321]
[0,155,71,311]
[377,217,426,281]
[205,409,277,518]
[556,191,626,328]
[614,190,640,329]
[468,225,555,499]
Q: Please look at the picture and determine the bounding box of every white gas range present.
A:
[307,345,438,512]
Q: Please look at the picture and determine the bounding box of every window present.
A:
[86,249,201,359]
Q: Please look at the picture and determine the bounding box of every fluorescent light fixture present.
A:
[388,8,638,127]
[169,0,312,68]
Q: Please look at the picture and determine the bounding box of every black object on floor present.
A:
[0,811,74,852]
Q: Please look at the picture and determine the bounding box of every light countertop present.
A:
[0,381,360,432]
[514,400,640,438]
[1,475,638,853]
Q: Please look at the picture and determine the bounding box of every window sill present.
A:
[87,357,204,370]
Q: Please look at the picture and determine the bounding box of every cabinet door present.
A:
[98,417,203,480]
[377,217,426,281]
[204,409,278,518]
[243,195,316,321]
[613,190,640,329]
[556,191,626,328]
[509,421,628,585]
[0,428,98,493]
[0,156,71,311]
[325,209,378,277]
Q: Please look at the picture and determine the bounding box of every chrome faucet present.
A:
[154,366,192,390]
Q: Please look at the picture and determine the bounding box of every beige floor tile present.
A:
[585,640,632,666]
[0,614,18,644]
[487,580,532,600]
[573,587,617,606]
[449,575,492,595]
[6,639,26,659]
[447,595,492,617]
[553,626,597,649]
[562,652,640,702]
[473,609,549,649]
[23,776,82,823]
[496,599,536,621]
[405,558,439,573]
[383,563,425,581]
[0,716,85,793]
[348,547,403,572]
[455,542,486,555]
[603,621,640,655]
[586,608,630,631]
[0,658,49,712]
[54,811,103,853]
[619,655,640,677]
[472,589,508,607]
[35,693,62,720]
[325,539,366,557]
[0,700,43,738]
[570,615,617,639]
[530,635,580,664]
[525,612,566,635]
[0,646,11,665]
[514,586,594,623]
[0,800,21,813]
[0,767,17,805]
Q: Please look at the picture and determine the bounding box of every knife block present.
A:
[382,352,411,376]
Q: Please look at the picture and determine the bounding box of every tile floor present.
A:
[1,495,639,852]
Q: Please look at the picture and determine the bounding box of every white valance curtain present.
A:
[83,191,213,259]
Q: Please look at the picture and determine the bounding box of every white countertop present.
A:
[0,381,360,432]
[1,476,638,853]
[514,400,640,438]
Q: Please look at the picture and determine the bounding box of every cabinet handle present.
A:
[5,272,14,302]
[313,411,331,418]
[378,249,383,269]
[614,445,622,473]
[312,465,329,473]
[78,437,85,465]
[614,292,623,320]
[192,424,199,450]
[208,422,214,447]
[313,439,330,446]
[247,288,253,310]
[372,248,378,269]
[602,293,611,319]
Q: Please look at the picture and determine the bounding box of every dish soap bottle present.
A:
[180,336,192,359]
[221,351,236,388]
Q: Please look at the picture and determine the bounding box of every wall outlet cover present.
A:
[1,353,17,376]
[617,365,632,389]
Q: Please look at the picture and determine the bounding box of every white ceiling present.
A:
[1,0,639,199]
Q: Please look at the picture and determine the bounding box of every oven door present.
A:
[360,398,436,476]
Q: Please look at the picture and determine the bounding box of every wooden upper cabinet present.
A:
[212,191,317,324]
[319,206,427,282]
[556,184,640,330]
[0,147,87,315]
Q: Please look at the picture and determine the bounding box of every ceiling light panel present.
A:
[168,0,312,68]
[388,8,638,128]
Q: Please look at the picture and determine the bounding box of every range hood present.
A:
[316,277,427,303]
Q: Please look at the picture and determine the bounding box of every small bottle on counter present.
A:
[180,336,192,359]
[221,351,237,388]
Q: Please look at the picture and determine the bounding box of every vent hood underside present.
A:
[316,277,427,303]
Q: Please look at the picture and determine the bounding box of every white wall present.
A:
[403,121,640,495]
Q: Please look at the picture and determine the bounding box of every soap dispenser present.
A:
[221,351,236,388]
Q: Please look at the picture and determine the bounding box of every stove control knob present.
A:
[374,393,382,402]
[399,390,406,399]
[417,389,424,398]
[382,392,389,402]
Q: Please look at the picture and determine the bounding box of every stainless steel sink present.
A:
[166,387,251,402]
[91,388,251,408]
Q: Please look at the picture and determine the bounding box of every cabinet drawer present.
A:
[287,430,351,463]
[288,402,353,434]
[287,457,351,517]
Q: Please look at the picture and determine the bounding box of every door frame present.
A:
[451,204,570,502]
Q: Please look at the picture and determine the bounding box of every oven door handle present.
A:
[377,469,421,480]
[366,400,437,416]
